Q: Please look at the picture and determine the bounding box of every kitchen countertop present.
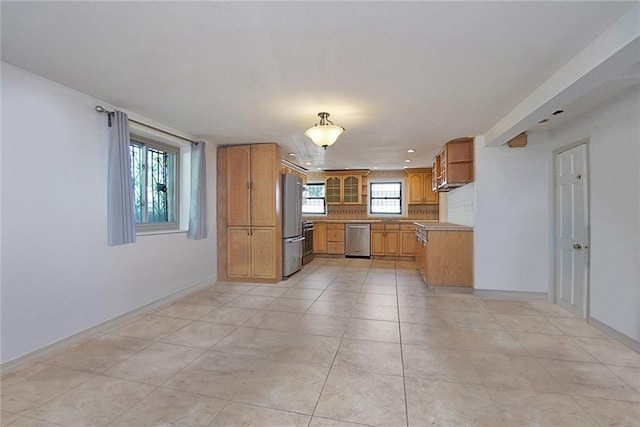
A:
[301,219,472,230]
[413,221,473,231]
[304,219,439,224]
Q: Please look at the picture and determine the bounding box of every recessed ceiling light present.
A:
[288,152,295,156]
[316,167,322,170]
[405,159,411,163]
[372,166,378,169]
[407,149,415,153]
[345,167,350,170]
[403,166,408,169]
[305,162,312,165]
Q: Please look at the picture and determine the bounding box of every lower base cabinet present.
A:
[313,223,327,254]
[371,224,400,256]
[400,224,415,256]
[227,227,277,280]
[416,228,473,287]
[326,224,345,255]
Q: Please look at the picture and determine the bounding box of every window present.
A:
[130,135,179,230]
[302,183,326,214]
[370,182,402,215]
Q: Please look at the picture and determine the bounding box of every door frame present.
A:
[550,139,591,319]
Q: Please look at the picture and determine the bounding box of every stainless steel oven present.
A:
[302,220,314,265]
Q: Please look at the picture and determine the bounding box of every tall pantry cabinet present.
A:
[217,143,282,283]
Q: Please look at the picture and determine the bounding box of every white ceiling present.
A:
[1,1,636,170]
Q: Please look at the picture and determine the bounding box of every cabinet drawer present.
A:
[327,229,345,242]
[401,224,414,231]
[327,223,344,230]
[370,223,385,230]
[385,224,400,231]
[327,241,344,254]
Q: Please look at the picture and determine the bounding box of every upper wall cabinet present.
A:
[324,170,369,205]
[434,137,475,191]
[406,168,439,205]
[226,144,279,226]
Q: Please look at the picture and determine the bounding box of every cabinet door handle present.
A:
[247,182,250,190]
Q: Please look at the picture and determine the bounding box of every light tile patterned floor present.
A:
[2,258,639,426]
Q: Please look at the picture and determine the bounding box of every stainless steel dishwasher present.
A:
[345,224,371,257]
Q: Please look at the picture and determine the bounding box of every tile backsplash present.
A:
[323,204,438,220]
[447,182,475,226]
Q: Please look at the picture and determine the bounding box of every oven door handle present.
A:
[286,236,306,243]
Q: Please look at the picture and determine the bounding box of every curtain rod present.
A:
[95,105,200,145]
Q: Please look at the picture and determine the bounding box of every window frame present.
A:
[302,182,327,215]
[129,134,180,233]
[369,180,403,216]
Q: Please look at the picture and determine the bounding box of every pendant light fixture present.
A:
[304,112,345,149]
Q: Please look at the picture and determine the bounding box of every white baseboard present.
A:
[1,276,216,373]
[429,286,474,295]
[473,289,549,301]
[589,317,640,354]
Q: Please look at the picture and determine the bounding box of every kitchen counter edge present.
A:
[413,222,473,231]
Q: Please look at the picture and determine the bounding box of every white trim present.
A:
[474,289,549,301]
[0,276,216,373]
[429,286,474,295]
[589,317,640,354]
[136,229,188,237]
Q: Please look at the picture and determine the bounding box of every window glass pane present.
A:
[370,182,402,214]
[371,199,401,214]
[130,138,178,227]
[146,147,174,223]
[129,144,145,223]
[370,183,401,198]
[303,183,326,214]
[302,198,326,214]
[307,184,325,197]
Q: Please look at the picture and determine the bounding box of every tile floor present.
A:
[2,258,639,426]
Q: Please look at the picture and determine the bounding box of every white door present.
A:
[555,144,589,317]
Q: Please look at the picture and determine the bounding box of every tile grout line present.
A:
[395,263,411,427]
[305,262,355,426]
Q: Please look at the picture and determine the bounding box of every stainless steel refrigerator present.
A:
[282,173,304,277]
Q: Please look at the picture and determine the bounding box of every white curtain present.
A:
[187,141,208,240]
[107,110,136,246]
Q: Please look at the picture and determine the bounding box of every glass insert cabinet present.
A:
[324,171,367,205]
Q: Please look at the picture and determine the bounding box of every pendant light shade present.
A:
[304,112,345,149]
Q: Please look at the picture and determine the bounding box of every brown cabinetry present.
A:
[371,223,400,256]
[313,222,327,254]
[326,223,345,254]
[406,168,439,204]
[217,143,282,283]
[437,137,474,190]
[226,226,277,279]
[400,224,416,256]
[324,171,368,205]
[416,229,428,283]
[432,155,442,192]
[414,225,473,287]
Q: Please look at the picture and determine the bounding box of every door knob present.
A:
[573,243,583,249]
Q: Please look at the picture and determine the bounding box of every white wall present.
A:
[474,131,552,294]
[475,86,640,342]
[548,87,640,343]
[1,64,218,363]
